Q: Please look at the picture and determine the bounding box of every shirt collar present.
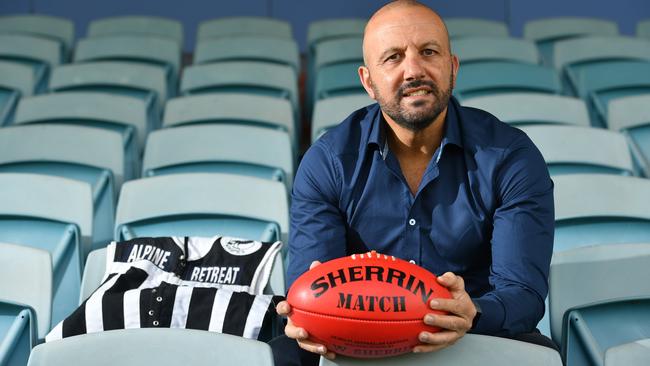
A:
[366,96,465,157]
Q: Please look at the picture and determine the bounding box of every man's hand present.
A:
[413,272,477,353]
[276,261,336,360]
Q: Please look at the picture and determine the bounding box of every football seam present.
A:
[292,308,425,324]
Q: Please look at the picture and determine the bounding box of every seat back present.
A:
[307,18,366,52]
[519,125,633,176]
[314,62,365,101]
[462,93,589,127]
[143,124,294,188]
[198,16,292,40]
[319,334,561,365]
[0,15,74,55]
[605,338,650,366]
[0,242,52,339]
[524,17,618,43]
[88,16,183,45]
[313,37,363,72]
[27,328,275,366]
[453,37,540,64]
[195,37,299,73]
[445,18,509,38]
[312,94,375,142]
[608,94,650,176]
[0,60,35,96]
[0,33,62,67]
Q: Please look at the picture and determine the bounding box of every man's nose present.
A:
[403,53,426,81]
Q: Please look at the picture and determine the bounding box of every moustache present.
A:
[397,80,439,98]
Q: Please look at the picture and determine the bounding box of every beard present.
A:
[372,73,453,132]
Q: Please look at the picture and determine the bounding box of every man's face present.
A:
[360,7,458,132]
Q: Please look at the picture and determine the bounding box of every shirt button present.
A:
[153,320,159,326]
[148,310,154,316]
[409,218,416,226]
[156,296,163,302]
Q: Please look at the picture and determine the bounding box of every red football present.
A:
[287,251,452,358]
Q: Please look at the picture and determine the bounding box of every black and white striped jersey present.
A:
[45,236,284,342]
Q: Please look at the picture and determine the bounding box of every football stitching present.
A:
[291,308,425,324]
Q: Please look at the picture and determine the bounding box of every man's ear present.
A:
[451,54,459,89]
[358,65,376,100]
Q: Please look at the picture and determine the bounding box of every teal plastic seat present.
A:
[0,173,92,330]
[13,92,149,180]
[518,125,634,176]
[27,328,275,366]
[444,18,509,39]
[0,243,52,365]
[461,93,590,127]
[0,14,74,58]
[0,124,125,254]
[453,37,540,64]
[197,16,292,40]
[87,16,183,46]
[312,94,374,143]
[48,61,167,126]
[307,18,366,54]
[549,243,650,366]
[605,338,650,365]
[608,95,650,177]
[0,60,34,126]
[314,62,365,101]
[115,172,289,245]
[524,17,619,65]
[0,34,62,93]
[181,61,298,113]
[319,334,561,365]
[638,19,650,39]
[194,36,300,74]
[143,124,294,189]
[74,35,181,98]
[163,93,296,153]
[454,62,561,100]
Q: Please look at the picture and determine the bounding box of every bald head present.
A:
[363,1,451,65]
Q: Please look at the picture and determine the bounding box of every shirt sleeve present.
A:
[286,140,348,289]
[472,133,555,336]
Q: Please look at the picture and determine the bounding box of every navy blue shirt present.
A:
[288,96,554,336]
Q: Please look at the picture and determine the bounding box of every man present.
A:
[272,1,556,364]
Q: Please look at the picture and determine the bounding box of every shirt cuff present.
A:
[471,296,505,335]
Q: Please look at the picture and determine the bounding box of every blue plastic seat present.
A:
[0,173,92,330]
[605,338,650,365]
[0,14,74,59]
[549,243,650,366]
[319,334,561,365]
[143,124,294,190]
[453,37,540,64]
[608,95,650,177]
[312,94,374,143]
[0,242,52,365]
[455,62,561,100]
[639,19,650,39]
[27,328,275,366]
[197,16,292,40]
[524,17,618,65]
[314,62,365,102]
[309,37,363,109]
[0,34,62,93]
[87,16,183,46]
[444,18,509,39]
[0,124,125,254]
[13,92,149,180]
[518,125,634,176]
[0,60,35,126]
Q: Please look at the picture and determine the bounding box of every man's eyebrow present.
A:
[419,40,443,49]
[378,46,404,62]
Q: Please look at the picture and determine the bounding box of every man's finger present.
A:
[423,313,471,332]
[418,330,461,346]
[297,339,329,355]
[276,300,291,316]
[436,272,465,291]
[284,323,309,340]
[309,260,322,270]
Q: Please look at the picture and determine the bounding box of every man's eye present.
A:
[386,54,400,62]
[422,49,436,56]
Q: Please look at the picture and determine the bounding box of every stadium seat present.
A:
[608,94,650,177]
[605,338,650,366]
[553,174,650,252]
[0,173,91,328]
[564,60,650,127]
[180,61,299,117]
[638,19,650,39]
[314,62,365,101]
[197,16,292,40]
[143,124,294,189]
[74,35,181,97]
[0,124,125,254]
[551,36,650,96]
[0,60,34,126]
[0,34,62,93]
[0,242,52,365]
[454,62,561,100]
[518,125,634,176]
[87,16,183,45]
[312,94,374,142]
[27,328,275,366]
[307,18,366,54]
[319,334,561,365]
[461,93,590,127]
[162,93,296,153]
[452,37,540,64]
[114,172,289,246]
[444,18,509,39]
[549,243,650,365]
[13,92,149,180]
[49,61,167,124]
[523,17,618,65]
[194,36,300,74]
[0,14,74,58]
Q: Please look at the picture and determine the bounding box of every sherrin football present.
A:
[287,251,452,358]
